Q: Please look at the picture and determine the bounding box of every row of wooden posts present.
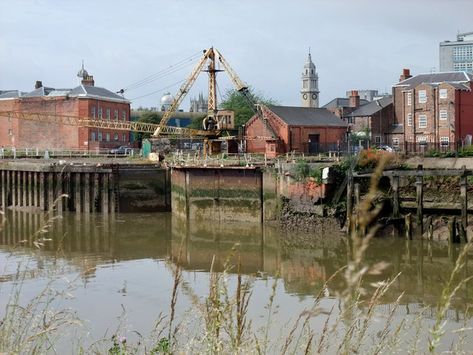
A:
[0,167,118,213]
[347,165,470,243]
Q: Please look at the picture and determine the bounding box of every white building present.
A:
[440,32,473,73]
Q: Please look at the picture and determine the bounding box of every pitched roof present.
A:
[322,97,369,109]
[69,85,129,102]
[267,105,347,127]
[394,71,473,88]
[0,90,25,99]
[349,96,393,117]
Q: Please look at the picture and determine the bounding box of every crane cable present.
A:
[119,50,202,92]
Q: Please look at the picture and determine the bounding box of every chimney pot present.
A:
[349,90,360,108]
[399,68,412,82]
[35,80,43,89]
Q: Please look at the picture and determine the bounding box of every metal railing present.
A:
[0,147,139,159]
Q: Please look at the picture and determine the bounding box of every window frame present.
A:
[439,110,448,120]
[418,114,427,129]
[418,90,427,104]
[439,89,448,99]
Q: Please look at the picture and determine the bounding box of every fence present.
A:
[397,142,462,156]
[0,147,138,159]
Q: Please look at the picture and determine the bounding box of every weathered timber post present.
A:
[1,170,6,209]
[33,172,38,207]
[93,173,100,212]
[426,216,434,241]
[354,183,360,207]
[56,173,63,214]
[346,171,354,233]
[416,165,424,234]
[460,167,468,231]
[22,171,27,207]
[392,174,400,218]
[48,172,54,211]
[448,216,459,244]
[102,173,109,214]
[74,173,81,213]
[458,220,468,243]
[12,171,17,207]
[39,172,45,211]
[27,172,33,207]
[83,173,91,213]
[405,213,412,240]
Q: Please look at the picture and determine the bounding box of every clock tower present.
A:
[301,51,319,108]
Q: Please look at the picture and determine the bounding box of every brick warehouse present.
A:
[391,69,473,151]
[245,105,347,156]
[0,65,130,150]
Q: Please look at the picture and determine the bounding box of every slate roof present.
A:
[267,105,347,127]
[349,96,393,117]
[322,97,369,109]
[0,90,25,99]
[69,85,129,102]
[394,72,473,88]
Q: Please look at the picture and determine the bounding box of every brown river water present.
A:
[0,210,472,353]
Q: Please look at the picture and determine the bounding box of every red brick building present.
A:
[347,96,393,146]
[391,69,473,151]
[0,66,130,150]
[245,105,347,156]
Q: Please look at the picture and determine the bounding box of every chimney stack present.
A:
[399,68,412,82]
[349,90,360,108]
[35,80,43,89]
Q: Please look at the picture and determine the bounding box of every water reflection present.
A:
[0,210,472,319]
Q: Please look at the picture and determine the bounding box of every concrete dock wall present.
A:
[171,167,278,223]
[0,162,170,213]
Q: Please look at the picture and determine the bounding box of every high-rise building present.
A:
[301,52,319,108]
[440,32,473,72]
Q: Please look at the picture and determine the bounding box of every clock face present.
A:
[312,93,318,100]
[303,93,308,100]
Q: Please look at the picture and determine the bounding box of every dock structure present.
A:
[0,163,117,213]
[351,165,471,241]
[0,161,171,213]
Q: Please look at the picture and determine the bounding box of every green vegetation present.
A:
[220,88,278,128]
[292,159,323,182]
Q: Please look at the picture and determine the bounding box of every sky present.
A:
[1,0,472,110]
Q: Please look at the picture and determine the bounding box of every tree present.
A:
[220,88,277,128]
[132,112,162,143]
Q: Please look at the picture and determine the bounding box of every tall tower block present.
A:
[301,52,319,108]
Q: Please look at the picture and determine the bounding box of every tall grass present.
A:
[0,164,472,354]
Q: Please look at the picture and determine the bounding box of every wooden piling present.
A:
[22,171,27,207]
[346,172,354,233]
[1,170,5,209]
[83,173,90,213]
[102,173,109,214]
[48,172,54,211]
[460,170,468,230]
[12,171,17,207]
[74,173,81,213]
[426,216,434,241]
[39,172,45,211]
[392,175,400,218]
[56,173,63,214]
[448,217,458,244]
[405,213,412,240]
[93,173,100,212]
[415,165,424,234]
[28,172,33,207]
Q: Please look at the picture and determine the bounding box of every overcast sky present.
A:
[1,0,472,109]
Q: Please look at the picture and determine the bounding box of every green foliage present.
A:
[292,159,322,182]
[220,88,277,128]
[133,112,162,142]
[151,338,170,354]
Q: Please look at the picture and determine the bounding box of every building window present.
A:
[106,108,111,120]
[114,109,119,120]
[407,92,412,106]
[98,108,103,119]
[439,89,448,99]
[91,106,96,118]
[440,137,449,146]
[418,90,427,103]
[407,113,412,126]
[122,133,127,142]
[439,110,448,120]
[392,138,399,146]
[418,114,427,128]
[91,132,96,141]
[416,136,428,146]
[114,133,119,141]
[98,131,103,141]
[106,133,110,142]
[122,111,127,121]
[374,136,381,144]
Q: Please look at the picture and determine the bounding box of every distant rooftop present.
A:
[349,96,393,117]
[394,71,473,88]
[322,97,369,109]
[267,105,347,127]
[0,85,129,103]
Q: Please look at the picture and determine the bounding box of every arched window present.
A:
[114,133,119,141]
